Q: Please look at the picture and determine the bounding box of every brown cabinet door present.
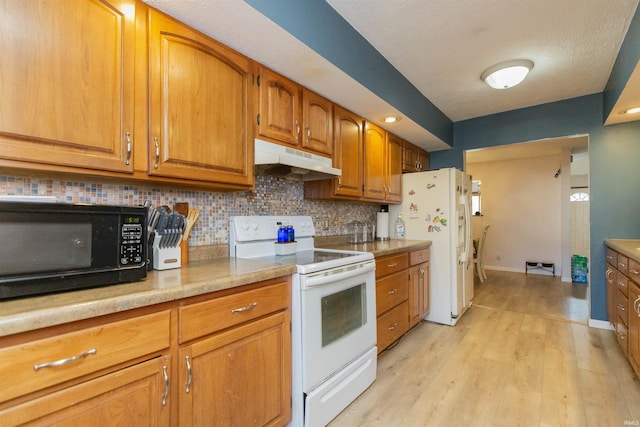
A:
[420,262,430,318]
[302,89,333,156]
[363,122,387,201]
[148,9,253,186]
[178,312,291,427]
[403,142,420,173]
[629,283,640,374]
[418,149,430,171]
[334,106,363,198]
[256,66,301,146]
[0,0,135,173]
[408,265,421,328]
[386,133,403,202]
[0,357,170,426]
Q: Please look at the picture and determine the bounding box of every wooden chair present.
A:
[474,225,490,283]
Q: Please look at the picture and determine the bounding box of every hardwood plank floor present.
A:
[330,271,640,427]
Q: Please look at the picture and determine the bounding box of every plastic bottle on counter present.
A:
[395,212,405,240]
[277,226,287,243]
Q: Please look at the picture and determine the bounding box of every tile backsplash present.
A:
[0,174,380,246]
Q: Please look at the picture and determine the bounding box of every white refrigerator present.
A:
[389,168,473,326]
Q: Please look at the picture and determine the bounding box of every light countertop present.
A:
[0,239,430,338]
[604,239,640,262]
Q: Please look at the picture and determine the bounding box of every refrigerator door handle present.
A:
[459,193,472,264]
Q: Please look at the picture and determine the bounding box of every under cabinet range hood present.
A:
[254,138,341,181]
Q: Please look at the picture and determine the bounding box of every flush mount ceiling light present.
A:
[381,116,401,124]
[481,59,534,89]
[620,106,640,115]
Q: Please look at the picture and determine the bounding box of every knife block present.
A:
[152,232,181,270]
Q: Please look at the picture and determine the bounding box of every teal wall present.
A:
[431,94,640,321]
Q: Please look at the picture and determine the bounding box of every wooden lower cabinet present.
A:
[629,282,640,374]
[0,356,171,426]
[0,277,292,427]
[178,312,291,426]
[606,245,640,378]
[408,249,430,329]
[375,252,409,353]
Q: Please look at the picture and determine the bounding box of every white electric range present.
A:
[229,216,377,427]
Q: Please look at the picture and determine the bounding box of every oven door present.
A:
[299,259,376,391]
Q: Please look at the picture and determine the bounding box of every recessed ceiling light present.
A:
[481,59,534,89]
[620,106,640,115]
[382,116,400,124]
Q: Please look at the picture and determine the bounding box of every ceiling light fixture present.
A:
[481,59,534,89]
[382,116,400,124]
[621,106,640,115]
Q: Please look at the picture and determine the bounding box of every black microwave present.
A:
[0,202,147,300]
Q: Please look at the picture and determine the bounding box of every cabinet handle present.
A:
[306,124,311,143]
[33,348,97,371]
[606,269,613,280]
[607,255,614,261]
[634,296,640,315]
[185,355,192,393]
[154,137,160,169]
[295,120,300,141]
[630,269,640,275]
[231,302,257,313]
[125,132,132,165]
[337,175,342,188]
[162,365,169,406]
[388,263,397,269]
[388,288,398,295]
[618,303,626,311]
[419,267,425,276]
[618,332,626,340]
[388,323,397,331]
[618,281,626,288]
[619,262,627,269]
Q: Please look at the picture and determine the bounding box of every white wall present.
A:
[467,154,562,275]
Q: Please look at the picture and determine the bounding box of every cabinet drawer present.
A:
[617,289,629,327]
[376,270,409,315]
[409,248,430,266]
[617,271,629,297]
[0,310,170,404]
[605,248,617,266]
[376,253,408,278]
[179,280,289,343]
[629,258,640,286]
[377,301,408,353]
[616,320,629,355]
[618,254,629,275]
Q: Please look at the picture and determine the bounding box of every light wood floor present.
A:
[330,270,640,427]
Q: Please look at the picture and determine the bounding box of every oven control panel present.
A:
[230,215,315,242]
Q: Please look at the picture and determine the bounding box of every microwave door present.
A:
[1,223,92,276]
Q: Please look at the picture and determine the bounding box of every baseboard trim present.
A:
[589,319,613,330]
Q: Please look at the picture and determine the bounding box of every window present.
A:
[472,180,482,215]
[570,191,589,202]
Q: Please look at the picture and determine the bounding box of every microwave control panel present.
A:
[120,218,145,266]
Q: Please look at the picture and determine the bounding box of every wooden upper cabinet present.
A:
[386,133,403,202]
[333,106,363,198]
[303,105,362,200]
[301,89,333,156]
[403,142,420,173]
[0,0,136,173]
[403,141,429,173]
[147,9,253,187]
[256,66,301,147]
[363,122,387,201]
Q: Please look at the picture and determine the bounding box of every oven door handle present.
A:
[303,261,375,288]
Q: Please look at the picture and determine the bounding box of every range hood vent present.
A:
[254,138,341,181]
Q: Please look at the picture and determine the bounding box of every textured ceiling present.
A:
[144,0,639,153]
